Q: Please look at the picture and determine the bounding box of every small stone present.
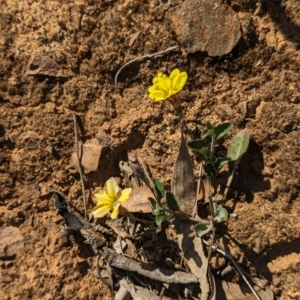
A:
[230,212,238,218]
[0,226,24,259]
[5,261,14,268]
[101,121,111,131]
[1,275,14,284]
[25,139,38,150]
[168,0,241,56]
[38,183,50,197]
[237,101,248,118]
[70,139,103,174]
[216,104,233,118]
[46,145,53,154]
[272,276,281,287]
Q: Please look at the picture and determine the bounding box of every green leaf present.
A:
[224,129,250,199]
[156,213,167,226]
[188,140,209,161]
[188,139,206,151]
[152,178,164,201]
[166,192,179,211]
[214,206,229,223]
[194,223,213,238]
[148,197,157,209]
[148,197,160,215]
[214,157,230,172]
[227,129,250,162]
[203,163,216,179]
[214,123,233,140]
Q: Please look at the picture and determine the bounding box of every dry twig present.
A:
[72,112,88,220]
[101,247,198,284]
[114,46,178,92]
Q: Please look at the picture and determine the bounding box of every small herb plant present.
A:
[147,68,249,238]
[92,68,249,239]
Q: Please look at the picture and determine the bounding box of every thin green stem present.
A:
[209,134,215,166]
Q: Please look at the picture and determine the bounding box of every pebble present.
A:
[1,275,14,284]
[70,139,103,174]
[168,0,241,56]
[0,226,24,259]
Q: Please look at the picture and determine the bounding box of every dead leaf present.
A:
[121,186,153,213]
[117,277,161,300]
[216,279,273,300]
[128,31,140,47]
[171,134,195,215]
[176,222,214,300]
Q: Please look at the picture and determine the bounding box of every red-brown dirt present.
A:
[0,0,299,299]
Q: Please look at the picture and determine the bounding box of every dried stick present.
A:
[202,240,262,300]
[101,247,198,284]
[72,112,87,220]
[114,46,178,92]
[192,163,203,218]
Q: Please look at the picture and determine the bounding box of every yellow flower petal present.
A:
[92,204,111,218]
[94,191,112,205]
[150,89,168,101]
[105,178,119,200]
[148,85,158,94]
[169,68,180,81]
[178,71,188,90]
[111,202,121,219]
[157,77,171,93]
[153,73,165,84]
[148,68,188,103]
[118,188,132,202]
[171,72,181,91]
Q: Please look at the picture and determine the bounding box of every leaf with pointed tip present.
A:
[172,134,195,216]
[188,139,206,151]
[166,192,180,211]
[214,206,228,223]
[148,197,157,210]
[224,129,250,198]
[194,223,213,238]
[227,129,250,163]
[214,123,233,140]
[152,178,164,201]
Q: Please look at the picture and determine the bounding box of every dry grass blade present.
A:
[114,46,177,92]
[72,112,87,220]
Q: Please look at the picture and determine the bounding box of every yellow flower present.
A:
[92,178,132,219]
[148,68,188,102]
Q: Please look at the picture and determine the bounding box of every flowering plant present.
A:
[92,177,132,219]
[148,68,187,117]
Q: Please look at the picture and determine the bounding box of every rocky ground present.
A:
[0,0,300,299]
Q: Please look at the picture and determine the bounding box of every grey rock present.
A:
[169,0,241,56]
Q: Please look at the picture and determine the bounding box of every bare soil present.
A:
[0,0,300,299]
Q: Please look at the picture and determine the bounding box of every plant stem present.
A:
[210,134,215,165]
